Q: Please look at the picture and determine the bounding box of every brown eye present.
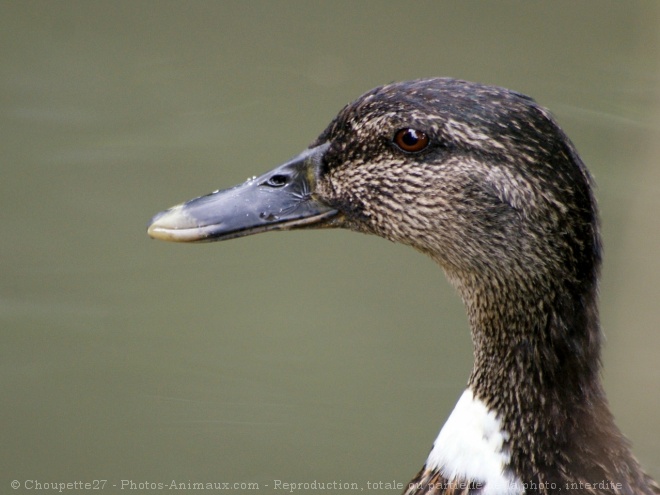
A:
[393,128,429,153]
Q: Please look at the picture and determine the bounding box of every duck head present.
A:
[148,78,598,306]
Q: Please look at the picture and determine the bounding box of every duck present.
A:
[147,78,659,495]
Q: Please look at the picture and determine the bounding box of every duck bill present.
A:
[147,143,339,243]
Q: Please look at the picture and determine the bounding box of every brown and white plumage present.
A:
[148,78,659,495]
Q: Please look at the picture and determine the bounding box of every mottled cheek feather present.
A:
[426,389,523,495]
[485,165,538,214]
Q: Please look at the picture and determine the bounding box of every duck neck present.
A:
[410,276,656,493]
[459,274,628,485]
[465,274,603,415]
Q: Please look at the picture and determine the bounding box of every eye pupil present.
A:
[402,130,419,146]
[394,128,429,152]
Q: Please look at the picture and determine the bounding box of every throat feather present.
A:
[425,389,522,495]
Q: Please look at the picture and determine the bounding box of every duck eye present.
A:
[393,128,429,153]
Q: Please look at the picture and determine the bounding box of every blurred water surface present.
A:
[1,1,659,492]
